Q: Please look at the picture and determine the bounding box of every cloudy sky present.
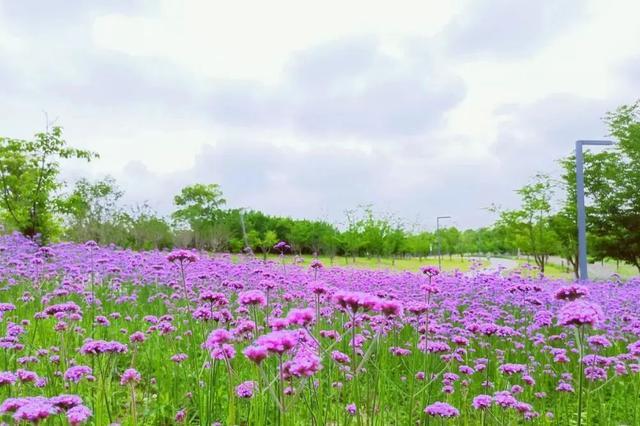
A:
[1,0,638,230]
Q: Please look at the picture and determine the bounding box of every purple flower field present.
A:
[1,232,639,425]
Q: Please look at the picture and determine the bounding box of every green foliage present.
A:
[495,174,560,272]
[58,176,124,243]
[584,100,640,271]
[172,183,227,249]
[0,126,97,242]
[6,101,640,273]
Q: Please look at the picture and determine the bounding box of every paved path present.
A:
[468,257,518,274]
[546,255,622,280]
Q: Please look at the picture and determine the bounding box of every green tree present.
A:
[383,222,405,265]
[495,174,560,272]
[438,226,461,260]
[248,229,278,260]
[58,176,124,243]
[172,183,226,249]
[318,222,340,264]
[342,209,364,263]
[584,100,640,271]
[405,231,434,260]
[550,156,581,278]
[0,126,96,242]
[128,204,174,250]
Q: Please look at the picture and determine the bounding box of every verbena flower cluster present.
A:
[0,232,639,424]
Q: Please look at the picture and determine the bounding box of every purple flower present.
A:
[0,372,17,386]
[273,241,291,253]
[472,395,492,410]
[49,394,82,409]
[167,249,199,264]
[243,345,268,364]
[378,299,404,317]
[235,381,257,399]
[12,402,58,423]
[558,301,604,327]
[210,344,236,360]
[345,403,357,416]
[238,290,267,307]
[80,339,128,355]
[331,350,351,365]
[424,402,459,418]
[493,391,517,408]
[120,368,142,386]
[554,284,589,301]
[64,365,93,383]
[204,329,233,350]
[498,363,527,376]
[310,260,324,269]
[67,405,92,425]
[286,308,315,326]
[420,266,440,277]
[256,331,298,355]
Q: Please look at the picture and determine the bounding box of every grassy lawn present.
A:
[234,253,486,273]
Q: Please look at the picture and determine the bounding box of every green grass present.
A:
[238,254,486,273]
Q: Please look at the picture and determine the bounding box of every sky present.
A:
[1,0,638,230]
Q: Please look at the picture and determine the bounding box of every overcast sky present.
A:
[1,0,638,230]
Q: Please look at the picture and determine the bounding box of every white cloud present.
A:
[91,0,463,82]
[1,0,639,230]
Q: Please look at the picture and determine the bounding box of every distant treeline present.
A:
[1,101,639,278]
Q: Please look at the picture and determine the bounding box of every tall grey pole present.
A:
[239,209,249,251]
[575,140,614,281]
[436,216,451,270]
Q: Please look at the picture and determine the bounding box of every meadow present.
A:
[1,233,640,425]
[245,254,485,273]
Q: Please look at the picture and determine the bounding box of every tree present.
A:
[360,207,389,262]
[552,156,580,279]
[248,229,278,260]
[584,100,640,272]
[289,220,312,254]
[405,232,434,260]
[172,183,226,249]
[318,223,340,264]
[495,174,560,272]
[383,223,405,265]
[58,176,124,243]
[342,209,364,263]
[438,226,461,260]
[128,204,174,250]
[0,126,96,242]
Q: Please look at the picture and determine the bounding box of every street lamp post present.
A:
[575,140,614,281]
[436,216,451,270]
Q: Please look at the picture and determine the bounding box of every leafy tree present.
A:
[289,220,312,254]
[360,207,389,262]
[318,223,340,264]
[584,100,640,271]
[248,229,278,260]
[0,126,96,242]
[495,174,560,272]
[58,176,123,243]
[405,232,434,260]
[127,204,174,250]
[383,223,405,265]
[172,183,226,248]
[550,156,581,278]
[438,226,461,260]
[342,209,363,263]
